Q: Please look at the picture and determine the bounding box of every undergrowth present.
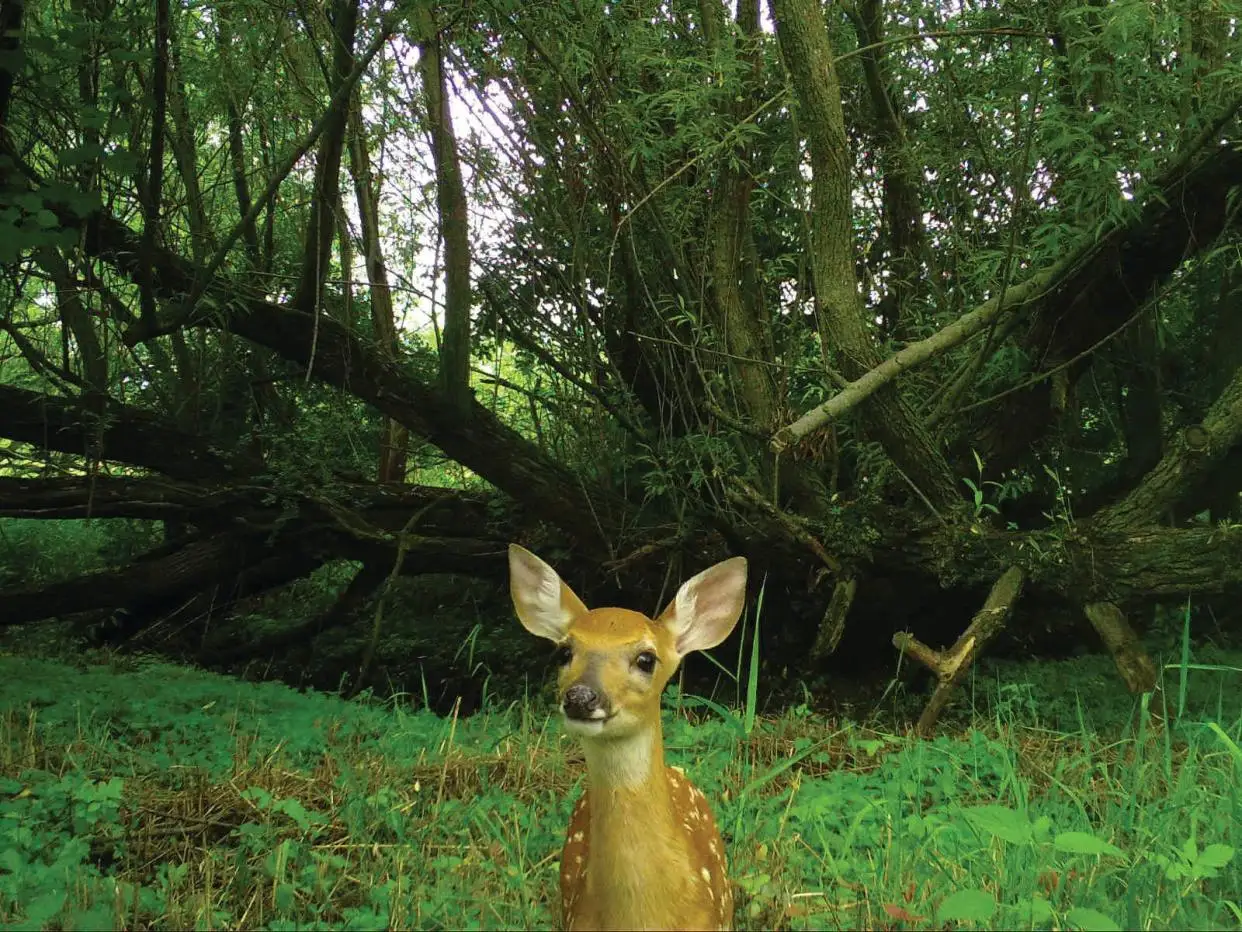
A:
[1,648,1239,930]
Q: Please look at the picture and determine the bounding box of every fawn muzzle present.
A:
[562,682,610,722]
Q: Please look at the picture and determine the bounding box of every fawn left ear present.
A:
[508,544,589,642]
[655,557,748,658]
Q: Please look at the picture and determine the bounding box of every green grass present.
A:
[0,648,1239,930]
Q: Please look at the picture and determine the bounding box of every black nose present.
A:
[563,684,605,721]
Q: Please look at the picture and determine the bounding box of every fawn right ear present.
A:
[655,556,748,658]
[508,544,588,642]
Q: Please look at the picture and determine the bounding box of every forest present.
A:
[0,0,1240,927]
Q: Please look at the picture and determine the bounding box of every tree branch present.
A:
[48,202,628,549]
[125,13,400,343]
[293,0,359,313]
[1094,362,1242,533]
[894,565,1024,734]
[417,9,473,414]
[773,140,1242,458]
[0,384,258,480]
[771,0,960,511]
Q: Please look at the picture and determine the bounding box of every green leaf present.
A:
[1181,833,1199,864]
[50,228,80,250]
[1198,844,1235,870]
[57,144,105,166]
[1054,831,1125,858]
[1206,722,1242,764]
[67,903,116,930]
[964,804,1032,844]
[274,881,297,911]
[1065,906,1123,931]
[0,848,25,873]
[77,106,111,130]
[242,786,274,808]
[936,888,996,924]
[274,797,317,831]
[1016,895,1054,923]
[24,888,66,925]
[105,148,141,176]
[14,191,43,213]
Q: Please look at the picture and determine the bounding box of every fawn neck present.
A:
[581,719,688,925]
[582,715,666,793]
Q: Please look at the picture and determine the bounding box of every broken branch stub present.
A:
[893,565,1025,736]
[810,576,857,661]
[1083,601,1166,721]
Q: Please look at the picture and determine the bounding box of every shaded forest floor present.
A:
[0,643,1239,930]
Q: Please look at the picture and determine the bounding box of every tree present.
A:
[2,0,1241,725]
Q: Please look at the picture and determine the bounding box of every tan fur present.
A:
[508,545,746,932]
[559,763,734,930]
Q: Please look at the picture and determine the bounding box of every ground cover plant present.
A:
[1,641,1238,931]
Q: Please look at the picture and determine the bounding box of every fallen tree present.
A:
[2,0,1240,726]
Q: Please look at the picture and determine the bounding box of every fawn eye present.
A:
[553,644,573,666]
[634,651,658,674]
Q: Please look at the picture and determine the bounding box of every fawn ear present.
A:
[655,557,748,658]
[508,545,588,642]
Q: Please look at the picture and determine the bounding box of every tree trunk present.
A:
[770,0,960,514]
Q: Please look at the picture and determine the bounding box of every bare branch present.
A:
[894,566,1024,735]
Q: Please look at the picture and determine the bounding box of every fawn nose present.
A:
[562,684,609,721]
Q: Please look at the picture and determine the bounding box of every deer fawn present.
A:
[508,544,747,931]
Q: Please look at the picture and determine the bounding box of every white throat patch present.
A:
[582,729,655,788]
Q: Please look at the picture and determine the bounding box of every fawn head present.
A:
[508,545,748,743]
